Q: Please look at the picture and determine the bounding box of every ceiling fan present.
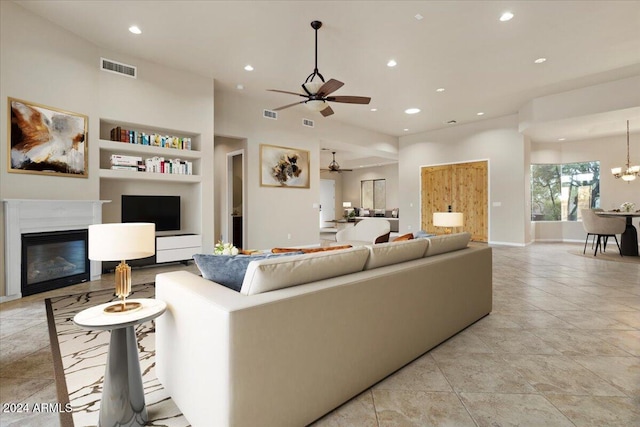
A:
[321,151,352,173]
[268,20,371,117]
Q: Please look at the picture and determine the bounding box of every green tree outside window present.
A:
[531,161,600,221]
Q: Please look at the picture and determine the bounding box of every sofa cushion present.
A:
[241,246,370,295]
[271,245,352,254]
[193,252,302,292]
[363,238,429,270]
[424,232,471,257]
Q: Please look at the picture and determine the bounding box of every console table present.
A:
[73,298,166,426]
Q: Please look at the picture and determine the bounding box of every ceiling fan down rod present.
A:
[305,20,324,84]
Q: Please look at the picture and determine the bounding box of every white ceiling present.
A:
[14,0,640,166]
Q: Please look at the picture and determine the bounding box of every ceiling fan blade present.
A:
[273,101,306,111]
[320,105,334,117]
[326,95,371,104]
[268,89,307,97]
[317,79,344,97]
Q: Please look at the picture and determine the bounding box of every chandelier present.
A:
[611,120,639,182]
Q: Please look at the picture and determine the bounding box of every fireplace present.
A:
[3,199,107,301]
[21,229,90,296]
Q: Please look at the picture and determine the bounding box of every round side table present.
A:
[73,298,166,427]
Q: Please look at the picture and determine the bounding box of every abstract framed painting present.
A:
[260,144,310,188]
[8,98,88,177]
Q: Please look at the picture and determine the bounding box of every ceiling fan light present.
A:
[303,81,324,95]
[305,99,327,111]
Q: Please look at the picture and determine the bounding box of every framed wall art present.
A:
[260,144,310,188]
[8,97,88,177]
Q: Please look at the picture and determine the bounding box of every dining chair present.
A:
[580,209,625,256]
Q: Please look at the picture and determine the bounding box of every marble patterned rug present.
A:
[45,283,190,427]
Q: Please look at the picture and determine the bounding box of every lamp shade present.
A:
[305,99,328,111]
[433,212,464,228]
[343,201,352,208]
[303,81,323,95]
[88,223,155,261]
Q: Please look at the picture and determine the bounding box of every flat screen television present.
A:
[122,195,180,232]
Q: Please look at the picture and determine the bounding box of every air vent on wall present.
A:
[302,118,314,128]
[100,57,137,78]
[263,109,278,120]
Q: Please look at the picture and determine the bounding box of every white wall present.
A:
[214,88,398,249]
[399,115,528,245]
[532,133,640,242]
[341,164,399,210]
[0,1,214,296]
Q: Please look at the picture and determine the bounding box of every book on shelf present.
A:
[110,165,139,171]
[110,154,142,166]
[109,126,192,150]
[144,156,193,175]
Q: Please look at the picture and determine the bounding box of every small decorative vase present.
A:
[620,202,635,212]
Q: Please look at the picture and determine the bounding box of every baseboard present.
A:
[488,241,527,247]
[0,294,21,303]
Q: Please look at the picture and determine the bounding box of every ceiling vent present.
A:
[100,57,137,78]
[263,109,278,120]
[302,118,314,128]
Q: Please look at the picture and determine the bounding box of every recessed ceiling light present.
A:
[387,59,397,67]
[244,65,254,71]
[405,108,420,114]
[370,108,378,112]
[558,138,566,141]
[236,84,244,90]
[128,25,142,35]
[534,57,547,64]
[436,88,445,93]
[499,12,514,22]
[404,128,409,132]
[414,14,424,21]
[477,112,485,116]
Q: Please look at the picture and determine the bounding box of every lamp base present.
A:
[104,301,142,314]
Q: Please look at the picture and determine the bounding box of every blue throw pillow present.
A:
[414,230,436,239]
[193,252,303,292]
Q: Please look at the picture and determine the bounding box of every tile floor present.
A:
[1,243,639,427]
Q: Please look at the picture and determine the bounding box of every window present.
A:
[531,161,600,221]
[361,179,386,209]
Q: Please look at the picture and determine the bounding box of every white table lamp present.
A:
[433,212,464,234]
[89,223,155,313]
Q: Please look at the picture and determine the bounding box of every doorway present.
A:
[421,160,488,241]
[319,179,336,228]
[227,150,244,248]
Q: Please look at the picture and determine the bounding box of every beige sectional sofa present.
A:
[155,233,492,427]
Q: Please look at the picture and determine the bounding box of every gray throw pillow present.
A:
[193,252,303,292]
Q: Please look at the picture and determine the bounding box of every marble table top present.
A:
[73,298,166,330]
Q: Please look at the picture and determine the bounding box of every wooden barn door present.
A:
[421,161,488,242]
[420,165,454,233]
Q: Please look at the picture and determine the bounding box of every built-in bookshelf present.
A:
[99,119,202,183]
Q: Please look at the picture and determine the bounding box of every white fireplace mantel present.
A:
[3,199,110,302]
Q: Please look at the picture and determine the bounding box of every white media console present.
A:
[156,234,202,263]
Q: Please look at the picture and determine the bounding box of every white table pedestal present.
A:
[101,326,147,426]
[73,298,166,427]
